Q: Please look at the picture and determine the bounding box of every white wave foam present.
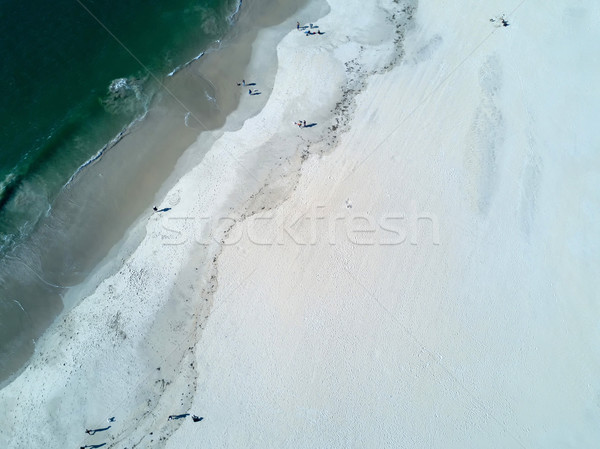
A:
[0,172,17,197]
[167,0,242,78]
[11,299,25,313]
[204,91,217,104]
[109,77,130,93]
[227,0,243,25]
[167,51,205,77]
[62,108,149,189]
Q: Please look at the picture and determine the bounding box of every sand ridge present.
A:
[166,0,600,447]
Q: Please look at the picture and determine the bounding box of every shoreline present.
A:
[0,0,335,446]
[0,0,311,387]
[2,0,599,447]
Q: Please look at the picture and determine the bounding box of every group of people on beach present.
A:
[233,21,325,130]
[291,21,326,128]
[168,413,203,422]
[297,21,325,35]
[236,79,260,95]
[82,412,202,447]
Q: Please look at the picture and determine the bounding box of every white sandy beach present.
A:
[1,0,600,448]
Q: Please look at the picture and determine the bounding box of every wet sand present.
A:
[0,0,310,386]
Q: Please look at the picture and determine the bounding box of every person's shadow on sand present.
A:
[81,444,107,449]
[85,426,111,435]
[304,123,317,128]
[168,413,189,420]
[153,207,172,213]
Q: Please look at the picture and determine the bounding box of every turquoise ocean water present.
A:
[0,0,241,383]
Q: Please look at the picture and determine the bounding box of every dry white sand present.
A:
[1,0,599,448]
[165,0,600,447]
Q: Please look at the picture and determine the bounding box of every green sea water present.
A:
[0,0,239,252]
[0,0,241,382]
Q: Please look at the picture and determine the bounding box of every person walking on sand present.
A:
[303,120,306,127]
[248,89,252,95]
[297,21,300,30]
[85,429,94,435]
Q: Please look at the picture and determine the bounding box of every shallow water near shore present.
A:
[0,0,308,386]
[0,0,240,250]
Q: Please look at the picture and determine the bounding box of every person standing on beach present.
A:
[297,21,300,30]
[303,120,306,127]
